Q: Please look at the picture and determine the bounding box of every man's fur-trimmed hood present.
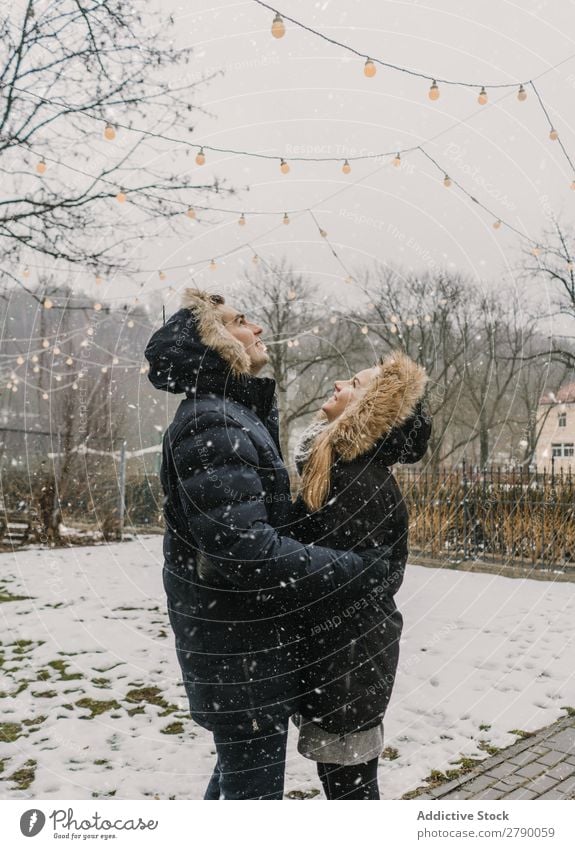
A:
[180,288,251,378]
[145,288,255,396]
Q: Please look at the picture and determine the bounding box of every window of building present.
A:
[558,412,567,427]
[551,443,574,457]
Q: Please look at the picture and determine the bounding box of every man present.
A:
[145,289,390,800]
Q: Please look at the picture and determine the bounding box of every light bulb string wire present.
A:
[529,80,575,175]
[254,0,575,90]
[10,43,575,166]
[8,63,571,293]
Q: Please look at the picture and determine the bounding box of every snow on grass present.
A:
[0,536,574,799]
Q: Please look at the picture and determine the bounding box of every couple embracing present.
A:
[145,289,431,800]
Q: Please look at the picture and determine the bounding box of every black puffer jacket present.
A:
[145,289,391,734]
[293,351,432,736]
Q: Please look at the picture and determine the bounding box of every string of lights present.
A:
[255,1,575,92]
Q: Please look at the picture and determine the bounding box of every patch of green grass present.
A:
[93,663,123,673]
[92,789,117,798]
[285,788,321,800]
[75,698,121,719]
[7,759,36,790]
[0,722,23,743]
[92,677,111,689]
[509,729,535,739]
[36,669,51,681]
[124,686,179,716]
[560,705,575,717]
[477,740,500,756]
[126,706,146,717]
[47,659,83,681]
[94,759,109,765]
[125,686,167,707]
[479,722,491,731]
[31,690,58,698]
[22,716,47,728]
[160,721,185,735]
[0,758,8,774]
[381,746,400,761]
[13,639,35,654]
[0,590,33,603]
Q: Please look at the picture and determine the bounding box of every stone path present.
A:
[411,714,575,800]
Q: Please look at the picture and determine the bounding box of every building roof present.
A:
[539,381,575,405]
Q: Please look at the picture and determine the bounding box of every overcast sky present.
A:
[104,1,575,326]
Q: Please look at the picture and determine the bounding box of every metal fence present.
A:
[395,461,575,571]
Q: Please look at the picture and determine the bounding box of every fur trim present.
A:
[181,288,252,377]
[330,350,428,461]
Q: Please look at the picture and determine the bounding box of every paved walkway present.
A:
[410,715,575,800]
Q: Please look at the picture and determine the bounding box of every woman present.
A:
[292,349,431,800]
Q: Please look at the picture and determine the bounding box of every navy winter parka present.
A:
[144,289,390,734]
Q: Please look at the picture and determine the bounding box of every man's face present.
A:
[217,304,269,375]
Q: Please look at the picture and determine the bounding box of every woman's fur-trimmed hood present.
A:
[298,350,428,465]
[331,350,428,461]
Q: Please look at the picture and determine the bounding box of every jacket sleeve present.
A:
[172,413,385,601]
[375,401,432,466]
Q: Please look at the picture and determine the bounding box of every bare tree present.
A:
[0,0,229,279]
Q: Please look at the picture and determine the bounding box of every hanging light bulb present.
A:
[116,190,127,203]
[252,253,259,264]
[443,174,452,188]
[104,123,116,140]
[364,59,376,78]
[287,289,297,299]
[393,152,401,167]
[113,356,119,365]
[32,354,38,362]
[319,229,327,238]
[238,213,246,226]
[127,320,134,328]
[43,298,53,310]
[313,325,319,333]
[53,346,61,355]
[66,356,73,365]
[549,128,559,141]
[158,271,166,280]
[94,302,102,311]
[287,340,293,348]
[23,267,30,278]
[186,207,196,219]
[36,159,46,175]
[428,80,440,101]
[195,147,206,166]
[72,383,78,390]
[280,158,290,174]
[55,374,62,382]
[42,392,49,400]
[329,316,337,324]
[16,355,25,365]
[517,84,527,102]
[345,275,354,285]
[361,325,369,334]
[33,364,40,372]
[532,246,541,256]
[493,219,502,229]
[478,87,488,105]
[209,258,216,270]
[342,159,351,174]
[283,212,290,225]
[95,275,103,285]
[571,179,575,191]
[101,366,108,373]
[271,12,286,38]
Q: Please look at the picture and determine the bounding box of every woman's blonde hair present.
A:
[299,423,336,512]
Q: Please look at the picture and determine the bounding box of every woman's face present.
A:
[322,365,380,422]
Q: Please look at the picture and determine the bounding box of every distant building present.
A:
[536,382,575,471]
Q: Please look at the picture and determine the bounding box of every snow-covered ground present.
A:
[1,536,574,800]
